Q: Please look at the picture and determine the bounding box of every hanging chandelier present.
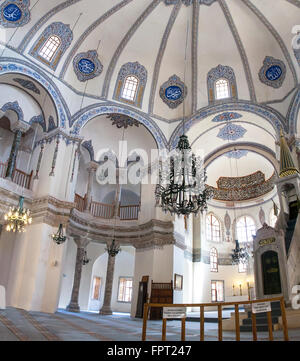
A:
[155,134,213,216]
[82,250,90,265]
[4,196,32,232]
[106,239,121,257]
[231,239,250,265]
[51,223,67,245]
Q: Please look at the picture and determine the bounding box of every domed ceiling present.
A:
[1,0,299,124]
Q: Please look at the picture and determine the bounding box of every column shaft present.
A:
[66,246,85,312]
[5,129,22,179]
[99,254,116,315]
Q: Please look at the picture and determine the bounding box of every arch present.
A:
[70,103,168,149]
[207,64,237,104]
[203,142,279,176]
[287,87,300,135]
[169,102,286,149]
[0,58,70,128]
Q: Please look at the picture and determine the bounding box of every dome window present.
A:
[215,78,230,100]
[38,35,61,62]
[30,22,73,70]
[113,62,147,108]
[121,76,139,102]
[207,64,237,104]
[236,216,256,243]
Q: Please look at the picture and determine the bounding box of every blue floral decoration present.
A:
[159,74,187,109]
[212,112,242,122]
[225,150,248,159]
[0,0,30,28]
[217,123,247,141]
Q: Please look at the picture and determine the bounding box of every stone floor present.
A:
[0,307,299,341]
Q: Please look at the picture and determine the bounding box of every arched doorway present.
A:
[261,250,282,295]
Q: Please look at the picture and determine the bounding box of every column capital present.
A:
[10,120,30,134]
[73,236,90,249]
[87,161,98,173]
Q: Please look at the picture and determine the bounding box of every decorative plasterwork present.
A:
[207,171,276,202]
[219,0,256,102]
[29,114,46,132]
[0,59,69,128]
[59,0,134,79]
[164,0,216,5]
[259,56,286,88]
[225,150,248,159]
[102,0,159,98]
[217,123,247,141]
[107,114,140,128]
[48,116,57,132]
[242,0,297,87]
[207,64,237,104]
[30,22,73,70]
[212,112,242,122]
[259,207,265,226]
[13,78,40,94]
[159,75,187,109]
[0,0,30,28]
[73,50,103,82]
[113,61,147,108]
[81,140,95,161]
[224,211,231,237]
[1,101,24,122]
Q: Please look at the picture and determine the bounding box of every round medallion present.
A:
[3,4,22,22]
[78,58,95,74]
[165,85,182,101]
[265,65,282,81]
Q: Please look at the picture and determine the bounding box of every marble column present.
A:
[99,244,120,315]
[5,129,23,179]
[85,162,97,212]
[66,237,89,313]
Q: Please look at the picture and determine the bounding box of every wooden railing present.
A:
[0,161,33,190]
[74,194,140,221]
[142,296,289,342]
[90,201,114,219]
[119,204,140,220]
[74,193,86,212]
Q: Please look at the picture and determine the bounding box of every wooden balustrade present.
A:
[119,204,140,220]
[0,161,32,190]
[90,201,114,219]
[142,296,289,342]
[74,194,140,221]
[74,193,86,212]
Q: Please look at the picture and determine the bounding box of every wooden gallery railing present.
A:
[0,161,33,190]
[142,297,289,342]
[74,193,140,221]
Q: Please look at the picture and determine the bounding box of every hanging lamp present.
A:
[155,20,213,217]
[4,196,32,232]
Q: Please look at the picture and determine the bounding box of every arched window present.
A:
[206,214,221,242]
[113,62,147,108]
[238,262,247,273]
[215,78,230,100]
[30,22,73,70]
[269,207,278,228]
[207,64,237,104]
[210,248,218,272]
[121,76,139,101]
[38,35,61,62]
[236,216,256,243]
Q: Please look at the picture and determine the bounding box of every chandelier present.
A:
[82,250,90,265]
[155,134,213,216]
[231,239,250,265]
[4,196,32,232]
[106,239,121,257]
[51,223,67,245]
